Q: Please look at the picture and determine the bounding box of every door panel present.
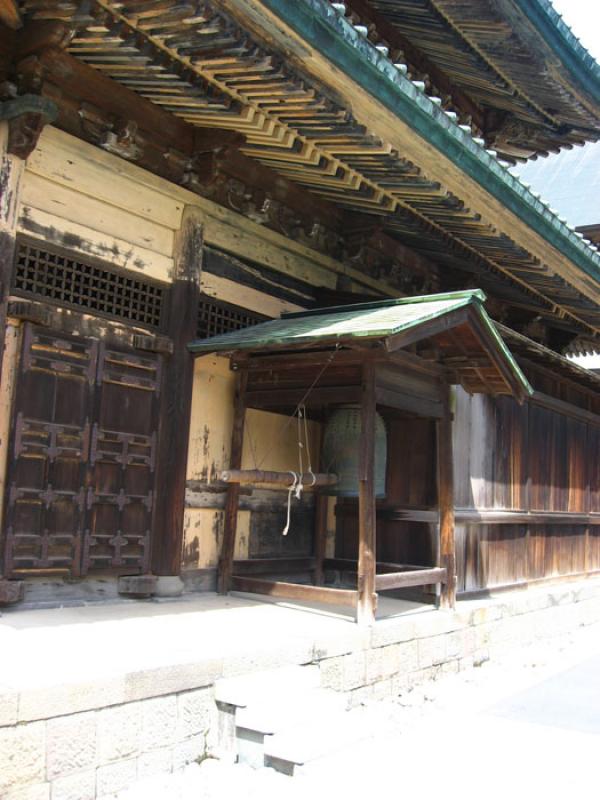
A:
[83,343,160,574]
[2,326,162,577]
[3,326,95,574]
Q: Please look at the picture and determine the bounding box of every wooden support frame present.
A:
[230,576,358,608]
[375,567,447,592]
[436,385,457,609]
[357,361,378,625]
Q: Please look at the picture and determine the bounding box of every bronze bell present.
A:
[321,405,387,497]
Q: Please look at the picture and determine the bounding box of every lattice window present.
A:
[197,295,266,338]
[12,239,167,330]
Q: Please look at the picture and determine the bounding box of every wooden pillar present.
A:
[151,208,203,577]
[437,385,456,609]
[357,361,377,625]
[218,366,248,594]
[0,97,57,387]
[0,120,24,388]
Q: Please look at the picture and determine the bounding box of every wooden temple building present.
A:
[1,0,600,622]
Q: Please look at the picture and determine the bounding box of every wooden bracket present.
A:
[0,93,57,159]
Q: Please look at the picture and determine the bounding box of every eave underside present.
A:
[7,0,600,346]
[365,0,600,159]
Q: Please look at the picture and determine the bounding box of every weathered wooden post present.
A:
[218,364,248,594]
[151,207,203,595]
[437,384,456,609]
[357,361,377,625]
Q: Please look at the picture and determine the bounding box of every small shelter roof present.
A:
[189,290,533,402]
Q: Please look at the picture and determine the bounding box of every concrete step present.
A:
[264,704,396,775]
[215,664,321,708]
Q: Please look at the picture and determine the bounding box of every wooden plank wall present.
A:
[453,387,600,593]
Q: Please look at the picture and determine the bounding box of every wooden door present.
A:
[84,343,161,573]
[2,325,161,577]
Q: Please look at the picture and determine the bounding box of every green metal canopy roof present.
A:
[189,290,533,400]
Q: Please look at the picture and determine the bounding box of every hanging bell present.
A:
[321,405,387,497]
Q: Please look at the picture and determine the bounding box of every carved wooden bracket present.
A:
[0,94,57,159]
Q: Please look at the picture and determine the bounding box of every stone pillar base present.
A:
[0,579,24,606]
[153,575,185,597]
[118,575,158,598]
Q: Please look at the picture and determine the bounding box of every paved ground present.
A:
[118,622,600,800]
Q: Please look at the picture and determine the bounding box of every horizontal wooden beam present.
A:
[232,557,316,575]
[359,506,600,526]
[244,385,361,408]
[324,558,431,573]
[221,469,337,487]
[455,509,600,526]
[375,567,447,591]
[230,576,358,607]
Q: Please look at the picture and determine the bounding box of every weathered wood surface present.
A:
[375,567,447,591]
[0,121,24,387]
[357,361,378,625]
[437,386,456,608]
[220,469,337,487]
[230,575,358,608]
[232,557,316,576]
[452,386,600,593]
[218,368,248,594]
[152,209,203,577]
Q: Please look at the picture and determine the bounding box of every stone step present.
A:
[264,704,396,774]
[215,664,321,708]
[236,686,348,734]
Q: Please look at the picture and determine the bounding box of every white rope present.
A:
[301,404,316,487]
[282,471,298,536]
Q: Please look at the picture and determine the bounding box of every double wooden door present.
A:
[2,324,162,577]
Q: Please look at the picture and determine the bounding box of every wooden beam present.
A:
[357,361,378,624]
[152,208,203,577]
[218,366,248,594]
[231,575,358,607]
[0,120,25,387]
[232,557,316,575]
[0,0,21,30]
[436,385,456,609]
[375,567,447,592]
[220,469,337,487]
[245,385,361,409]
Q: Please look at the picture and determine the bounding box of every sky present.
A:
[550,0,600,61]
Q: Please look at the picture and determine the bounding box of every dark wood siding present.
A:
[453,387,600,593]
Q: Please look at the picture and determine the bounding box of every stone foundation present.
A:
[2,578,600,798]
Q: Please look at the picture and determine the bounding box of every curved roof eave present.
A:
[514,0,600,108]
[258,0,600,293]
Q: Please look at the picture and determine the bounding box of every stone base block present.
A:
[153,576,185,598]
[117,575,157,598]
[0,579,24,606]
